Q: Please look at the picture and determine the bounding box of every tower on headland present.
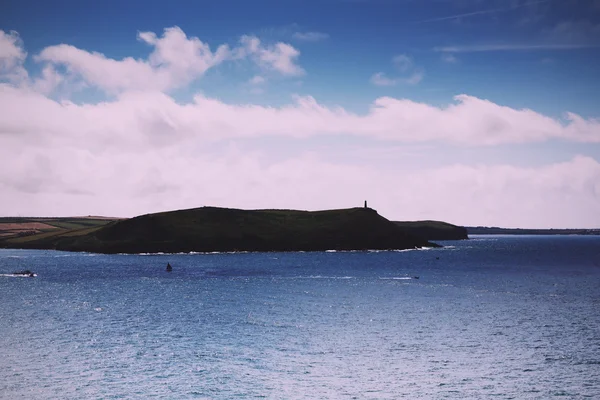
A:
[364,200,367,208]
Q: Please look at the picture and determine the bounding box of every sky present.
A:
[0,0,599,228]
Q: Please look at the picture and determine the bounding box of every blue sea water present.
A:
[1,236,599,399]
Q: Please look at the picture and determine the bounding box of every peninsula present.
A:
[0,206,457,254]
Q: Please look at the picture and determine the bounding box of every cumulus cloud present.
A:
[35,27,231,94]
[0,30,28,84]
[32,65,65,95]
[239,35,305,76]
[24,27,304,95]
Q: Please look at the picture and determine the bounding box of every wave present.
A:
[103,246,445,256]
[134,250,252,256]
[379,277,418,280]
[0,273,37,278]
[294,275,355,280]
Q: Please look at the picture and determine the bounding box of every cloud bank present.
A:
[2,86,597,146]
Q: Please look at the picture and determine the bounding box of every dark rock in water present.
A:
[166,263,172,272]
[413,276,420,280]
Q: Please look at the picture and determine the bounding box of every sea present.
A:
[1,235,599,399]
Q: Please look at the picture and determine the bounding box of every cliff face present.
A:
[3,207,438,254]
[394,220,468,241]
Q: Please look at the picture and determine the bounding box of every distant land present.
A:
[394,220,468,241]
[466,227,600,235]
[0,207,469,254]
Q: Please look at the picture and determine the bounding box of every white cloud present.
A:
[246,75,266,94]
[32,65,64,95]
[29,27,304,95]
[292,31,329,41]
[396,155,600,228]
[1,85,598,149]
[0,30,28,84]
[1,121,599,227]
[0,86,598,226]
[35,27,231,94]
[371,54,423,86]
[239,35,305,76]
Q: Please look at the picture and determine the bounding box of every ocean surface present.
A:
[1,236,599,399]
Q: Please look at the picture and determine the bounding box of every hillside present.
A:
[0,217,118,243]
[394,220,468,240]
[0,207,437,254]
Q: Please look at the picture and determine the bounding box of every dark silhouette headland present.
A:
[0,204,468,254]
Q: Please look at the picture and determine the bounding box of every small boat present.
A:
[166,263,172,272]
[12,270,36,277]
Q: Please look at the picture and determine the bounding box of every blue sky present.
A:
[1,0,599,227]
[3,0,600,115]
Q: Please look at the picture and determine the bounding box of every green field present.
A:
[0,217,118,244]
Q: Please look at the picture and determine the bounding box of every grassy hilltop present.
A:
[0,207,443,254]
